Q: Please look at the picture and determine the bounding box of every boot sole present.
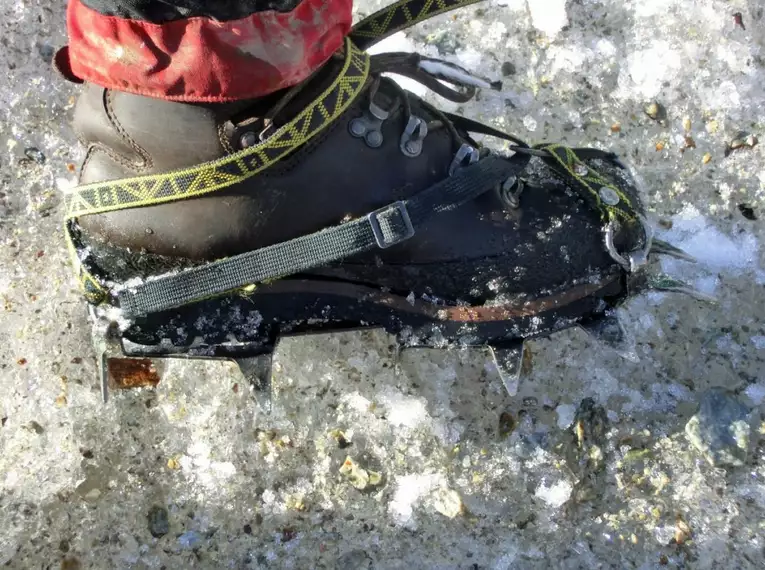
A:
[118,273,624,357]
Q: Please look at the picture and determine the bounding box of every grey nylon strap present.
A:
[116,154,526,318]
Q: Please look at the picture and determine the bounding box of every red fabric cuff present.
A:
[60,0,352,102]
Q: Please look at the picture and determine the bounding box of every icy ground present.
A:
[1,0,765,568]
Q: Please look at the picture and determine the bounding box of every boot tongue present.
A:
[219,51,350,148]
[267,52,350,130]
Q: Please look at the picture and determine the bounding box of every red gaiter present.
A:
[55,0,354,102]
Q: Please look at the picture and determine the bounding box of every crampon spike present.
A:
[644,274,718,304]
[579,311,639,363]
[650,239,697,263]
[489,342,525,397]
[235,354,273,413]
[93,316,275,409]
[94,321,161,404]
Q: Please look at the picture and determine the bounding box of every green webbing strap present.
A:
[535,143,637,223]
[116,153,529,318]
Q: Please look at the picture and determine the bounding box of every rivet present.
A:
[574,164,589,176]
[239,131,257,148]
[366,130,383,148]
[349,119,367,137]
[599,186,620,205]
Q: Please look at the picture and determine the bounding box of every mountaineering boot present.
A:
[60,0,700,398]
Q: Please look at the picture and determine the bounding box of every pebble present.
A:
[339,456,383,490]
[24,147,46,164]
[430,488,463,518]
[501,61,517,76]
[147,505,170,538]
[336,549,373,569]
[178,531,202,549]
[685,388,755,467]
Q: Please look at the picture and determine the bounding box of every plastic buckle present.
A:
[368,201,415,249]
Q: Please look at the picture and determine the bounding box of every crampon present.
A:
[60,0,707,404]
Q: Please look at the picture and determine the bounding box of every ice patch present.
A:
[744,383,765,406]
[388,473,444,527]
[528,0,569,37]
[751,336,765,350]
[523,115,538,132]
[617,42,682,99]
[377,387,430,429]
[657,205,761,286]
[534,478,572,508]
[555,403,576,428]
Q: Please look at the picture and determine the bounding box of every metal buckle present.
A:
[368,201,415,249]
[604,214,653,272]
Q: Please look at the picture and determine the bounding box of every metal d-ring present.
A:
[604,214,654,272]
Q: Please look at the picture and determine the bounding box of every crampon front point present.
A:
[60,0,708,404]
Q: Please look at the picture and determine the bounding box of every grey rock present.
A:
[147,506,170,538]
[336,549,373,569]
[685,388,756,467]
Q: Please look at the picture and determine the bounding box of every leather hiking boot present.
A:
[61,0,701,400]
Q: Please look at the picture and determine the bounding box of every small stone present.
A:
[167,457,180,470]
[330,429,352,449]
[178,530,202,549]
[501,61,516,76]
[25,420,44,434]
[431,488,463,518]
[655,141,665,152]
[84,489,101,500]
[339,456,383,490]
[55,394,67,407]
[336,549,373,569]
[610,122,621,133]
[147,505,170,538]
[644,101,667,124]
[737,203,757,221]
[498,411,516,438]
[60,558,81,570]
[684,388,756,467]
[674,515,692,544]
[243,524,252,535]
[702,152,712,164]
[682,117,691,131]
[24,147,46,164]
[726,132,758,156]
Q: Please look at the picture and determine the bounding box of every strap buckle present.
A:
[368,201,415,249]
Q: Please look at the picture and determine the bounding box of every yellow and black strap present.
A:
[535,143,637,223]
[350,0,485,51]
